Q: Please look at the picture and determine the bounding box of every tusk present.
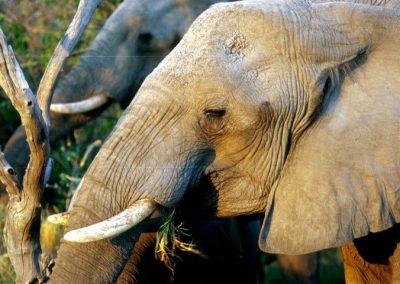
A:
[50,93,108,114]
[48,212,70,226]
[48,177,84,226]
[63,199,157,243]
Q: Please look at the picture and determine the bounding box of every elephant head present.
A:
[0,1,305,282]
[3,0,233,179]
[49,0,400,282]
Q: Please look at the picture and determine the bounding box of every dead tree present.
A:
[0,1,101,282]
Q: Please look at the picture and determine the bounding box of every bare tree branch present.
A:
[0,149,21,197]
[0,0,102,282]
[37,0,103,127]
[0,29,50,197]
[0,27,48,283]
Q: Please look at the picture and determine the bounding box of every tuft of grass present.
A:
[155,209,206,272]
[40,218,64,258]
[0,254,15,284]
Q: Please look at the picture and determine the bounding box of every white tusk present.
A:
[48,212,70,226]
[50,93,108,114]
[63,199,157,243]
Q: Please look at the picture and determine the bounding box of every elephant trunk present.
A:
[48,175,159,282]
[47,0,146,131]
[49,227,170,283]
[51,0,144,106]
[50,93,203,281]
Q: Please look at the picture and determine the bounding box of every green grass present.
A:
[0,201,15,283]
[319,249,345,284]
[259,249,344,284]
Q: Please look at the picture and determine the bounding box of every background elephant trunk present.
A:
[51,0,144,105]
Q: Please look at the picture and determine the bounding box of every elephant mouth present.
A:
[60,186,211,244]
[60,164,225,244]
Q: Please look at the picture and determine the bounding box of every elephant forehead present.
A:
[149,0,324,85]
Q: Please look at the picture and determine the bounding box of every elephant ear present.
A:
[259,3,400,254]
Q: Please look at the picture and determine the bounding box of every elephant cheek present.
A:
[212,173,267,217]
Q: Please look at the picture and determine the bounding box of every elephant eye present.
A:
[204,108,226,118]
[200,108,227,136]
[138,33,153,44]
[137,33,155,52]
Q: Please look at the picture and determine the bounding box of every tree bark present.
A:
[0,29,49,283]
[0,1,101,282]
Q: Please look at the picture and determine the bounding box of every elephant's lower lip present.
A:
[149,205,175,220]
[203,167,223,177]
[150,207,163,218]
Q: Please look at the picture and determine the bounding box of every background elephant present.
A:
[1,0,319,282]
[44,0,400,283]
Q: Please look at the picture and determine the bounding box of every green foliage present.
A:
[0,15,28,52]
[0,0,122,88]
[0,253,15,284]
[259,249,344,284]
[319,249,345,284]
[0,99,19,145]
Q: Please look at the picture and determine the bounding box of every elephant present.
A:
[38,0,400,283]
[1,0,321,283]
[4,0,232,178]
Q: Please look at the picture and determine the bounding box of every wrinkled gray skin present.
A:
[3,0,319,282]
[46,0,400,282]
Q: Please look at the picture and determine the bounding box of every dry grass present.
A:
[40,218,64,258]
[155,209,206,272]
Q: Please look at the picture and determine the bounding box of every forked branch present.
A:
[0,1,102,282]
[0,28,50,199]
[0,27,49,284]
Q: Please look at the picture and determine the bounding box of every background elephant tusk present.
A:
[50,93,109,114]
[47,212,70,226]
[63,199,157,242]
